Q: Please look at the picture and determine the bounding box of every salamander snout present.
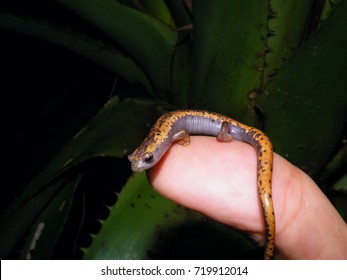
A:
[128,152,157,172]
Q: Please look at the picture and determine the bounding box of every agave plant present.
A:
[0,0,346,259]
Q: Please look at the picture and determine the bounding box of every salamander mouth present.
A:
[129,160,146,172]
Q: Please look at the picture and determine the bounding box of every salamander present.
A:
[128,109,275,259]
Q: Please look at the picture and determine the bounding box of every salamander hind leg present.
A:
[217,121,233,142]
[172,129,190,146]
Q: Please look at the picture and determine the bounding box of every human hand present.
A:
[147,136,347,259]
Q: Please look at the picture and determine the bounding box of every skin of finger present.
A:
[147,136,347,259]
[147,136,294,237]
[276,167,347,259]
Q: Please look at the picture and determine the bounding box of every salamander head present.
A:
[128,148,160,172]
[128,131,169,172]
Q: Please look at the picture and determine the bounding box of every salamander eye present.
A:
[143,153,154,164]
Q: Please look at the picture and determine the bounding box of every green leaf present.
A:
[0,13,150,89]
[56,0,177,99]
[2,98,161,221]
[333,173,347,191]
[1,98,164,258]
[258,1,347,176]
[83,172,178,259]
[264,0,314,85]
[170,38,192,107]
[0,179,74,259]
[83,173,255,259]
[189,1,269,121]
[19,176,80,259]
[319,143,347,182]
[130,0,173,26]
[165,0,192,28]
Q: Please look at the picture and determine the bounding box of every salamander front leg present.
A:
[172,129,190,146]
[217,121,233,142]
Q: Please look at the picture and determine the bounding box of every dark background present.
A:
[1,0,132,258]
